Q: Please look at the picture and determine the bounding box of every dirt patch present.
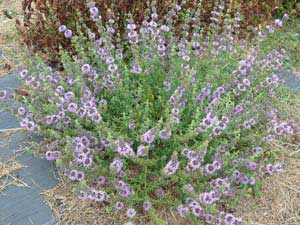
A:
[0,0,24,76]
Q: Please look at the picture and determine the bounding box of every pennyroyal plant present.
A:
[1,1,295,224]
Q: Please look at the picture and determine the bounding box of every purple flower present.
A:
[45,151,55,160]
[159,129,172,140]
[137,145,148,157]
[81,64,91,74]
[17,106,26,116]
[191,206,205,218]
[205,163,216,175]
[110,159,123,173]
[115,201,124,210]
[64,91,75,101]
[68,103,78,113]
[249,177,256,185]
[130,63,142,74]
[163,157,180,176]
[177,204,189,218]
[108,64,118,72]
[160,25,170,32]
[96,176,107,185]
[274,163,285,173]
[53,151,61,159]
[58,25,67,33]
[76,171,85,181]
[141,129,155,144]
[115,141,135,157]
[247,162,257,170]
[127,24,137,30]
[20,69,28,78]
[183,184,194,192]
[243,78,251,86]
[143,201,152,211]
[0,90,7,100]
[83,157,93,168]
[126,208,136,218]
[125,222,135,225]
[266,164,274,175]
[155,187,165,198]
[26,121,35,132]
[274,19,283,27]
[89,7,99,16]
[64,29,73,38]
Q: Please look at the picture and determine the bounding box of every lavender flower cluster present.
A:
[0,1,294,224]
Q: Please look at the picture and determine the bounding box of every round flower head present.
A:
[125,222,135,225]
[247,162,257,170]
[64,91,75,101]
[115,201,124,210]
[155,187,165,198]
[130,63,142,74]
[58,25,67,33]
[108,64,118,72]
[143,200,152,211]
[249,176,256,185]
[163,157,180,176]
[53,151,61,160]
[187,157,201,171]
[243,78,251,86]
[76,171,85,181]
[18,106,26,116]
[26,121,35,132]
[96,176,107,185]
[177,204,189,218]
[78,190,88,200]
[69,170,78,181]
[160,25,170,32]
[64,29,73,38]
[126,208,136,218]
[205,163,216,175]
[81,64,91,74]
[45,151,54,160]
[274,19,283,27]
[266,164,274,175]
[83,157,93,168]
[115,141,135,157]
[127,23,137,30]
[191,206,204,218]
[137,145,148,157]
[89,6,99,16]
[20,69,28,78]
[224,213,234,225]
[183,184,194,192]
[141,129,155,144]
[159,129,172,140]
[68,103,78,113]
[110,158,123,173]
[0,90,7,100]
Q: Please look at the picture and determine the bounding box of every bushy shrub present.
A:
[18,0,286,64]
[3,1,295,224]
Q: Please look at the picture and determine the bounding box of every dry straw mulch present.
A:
[42,180,189,225]
[237,158,300,225]
[0,157,28,192]
[42,158,300,225]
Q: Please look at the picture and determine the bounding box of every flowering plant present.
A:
[2,1,294,224]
